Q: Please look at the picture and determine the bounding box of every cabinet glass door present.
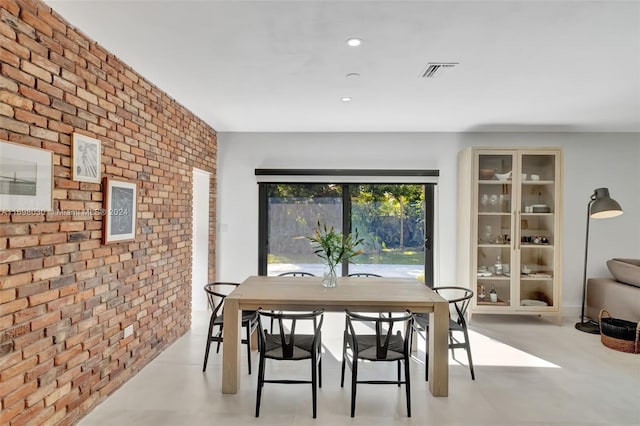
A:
[476,153,514,307]
[519,154,556,308]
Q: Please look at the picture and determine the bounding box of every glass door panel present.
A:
[519,154,556,308]
[350,184,426,280]
[476,153,514,307]
[266,184,342,276]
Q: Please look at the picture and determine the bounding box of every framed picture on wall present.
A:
[102,177,137,244]
[72,133,101,183]
[0,139,53,212]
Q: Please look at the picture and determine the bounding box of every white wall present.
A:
[216,132,640,314]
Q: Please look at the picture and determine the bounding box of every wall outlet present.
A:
[124,324,133,338]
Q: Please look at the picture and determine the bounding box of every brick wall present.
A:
[0,0,217,424]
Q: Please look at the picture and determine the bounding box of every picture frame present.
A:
[72,132,101,183]
[102,177,137,244]
[0,140,53,212]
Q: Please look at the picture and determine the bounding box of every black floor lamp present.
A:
[575,188,623,334]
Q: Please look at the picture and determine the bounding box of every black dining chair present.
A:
[347,273,392,317]
[202,282,259,374]
[411,286,475,381]
[270,272,316,332]
[255,309,325,418]
[341,309,414,417]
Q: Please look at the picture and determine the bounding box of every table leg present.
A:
[222,298,241,394]
[428,301,449,397]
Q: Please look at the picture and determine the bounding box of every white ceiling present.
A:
[46,0,640,133]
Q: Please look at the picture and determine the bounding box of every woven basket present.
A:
[599,309,640,354]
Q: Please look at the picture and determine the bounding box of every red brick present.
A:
[10,213,45,222]
[0,272,32,289]
[2,63,35,86]
[44,253,69,268]
[8,235,39,248]
[2,379,37,408]
[0,401,25,425]
[9,258,42,274]
[0,248,22,263]
[0,89,33,109]
[13,304,45,325]
[0,355,37,380]
[21,9,54,37]
[0,223,29,236]
[21,61,52,83]
[39,233,66,245]
[37,8,67,34]
[0,0,20,16]
[0,288,15,304]
[22,337,53,359]
[19,84,51,105]
[28,288,60,306]
[14,108,47,127]
[0,34,30,59]
[26,380,55,407]
[30,311,61,331]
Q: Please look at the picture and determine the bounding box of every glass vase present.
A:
[322,264,338,288]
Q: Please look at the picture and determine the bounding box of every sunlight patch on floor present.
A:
[317,313,560,369]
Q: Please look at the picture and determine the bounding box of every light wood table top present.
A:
[222,275,450,397]
[226,275,446,312]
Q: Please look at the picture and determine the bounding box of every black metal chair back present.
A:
[412,286,475,381]
[278,271,315,277]
[202,282,258,374]
[341,309,413,417]
[347,273,382,277]
[255,309,325,418]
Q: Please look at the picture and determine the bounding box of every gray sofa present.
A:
[586,258,640,323]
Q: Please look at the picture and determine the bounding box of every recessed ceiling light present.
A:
[341,97,352,102]
[346,73,360,78]
[346,38,362,47]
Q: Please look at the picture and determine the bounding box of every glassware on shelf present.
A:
[495,255,503,275]
[490,286,498,302]
[489,194,498,211]
[484,225,492,243]
[480,194,488,211]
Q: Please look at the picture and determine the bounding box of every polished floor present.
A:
[79,311,640,426]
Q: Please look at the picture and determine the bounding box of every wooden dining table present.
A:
[221,275,450,397]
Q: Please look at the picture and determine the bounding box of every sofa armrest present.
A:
[586,277,640,323]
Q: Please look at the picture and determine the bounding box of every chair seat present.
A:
[213,311,257,326]
[413,314,464,332]
[263,334,315,359]
[350,334,406,361]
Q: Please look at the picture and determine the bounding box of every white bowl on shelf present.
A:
[494,171,512,181]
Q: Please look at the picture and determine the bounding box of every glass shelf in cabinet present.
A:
[521,180,554,185]
[478,276,510,281]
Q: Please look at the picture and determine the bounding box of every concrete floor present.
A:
[79,311,640,426]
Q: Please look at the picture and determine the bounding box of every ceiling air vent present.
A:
[420,62,458,78]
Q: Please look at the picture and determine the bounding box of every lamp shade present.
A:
[590,188,623,219]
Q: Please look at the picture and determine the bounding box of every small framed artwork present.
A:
[102,177,137,244]
[72,133,101,183]
[0,140,53,212]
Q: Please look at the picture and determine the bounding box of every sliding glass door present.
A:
[259,181,435,285]
[349,184,428,282]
